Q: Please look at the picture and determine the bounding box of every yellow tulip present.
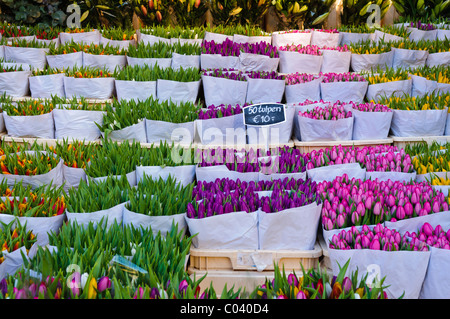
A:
[88,278,97,299]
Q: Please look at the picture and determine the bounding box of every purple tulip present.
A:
[97,276,112,292]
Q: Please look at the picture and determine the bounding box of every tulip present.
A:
[179,279,189,295]
[87,278,97,299]
[296,290,308,299]
[97,276,112,292]
[134,287,145,299]
[342,277,352,294]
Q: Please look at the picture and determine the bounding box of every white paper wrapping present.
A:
[195,113,246,146]
[390,108,448,137]
[53,109,104,141]
[200,54,240,70]
[365,171,417,183]
[310,30,340,47]
[258,202,322,250]
[145,119,195,145]
[298,115,354,142]
[350,51,394,72]
[203,31,234,44]
[328,248,430,299]
[233,34,272,44]
[29,73,65,98]
[46,52,83,69]
[238,52,279,72]
[320,81,368,104]
[0,70,31,97]
[82,52,127,72]
[185,210,259,249]
[278,50,323,74]
[339,32,373,46]
[245,77,285,104]
[284,77,322,104]
[392,48,429,70]
[59,30,101,45]
[306,163,366,183]
[156,79,200,104]
[3,111,54,139]
[65,202,126,229]
[64,76,115,99]
[348,108,393,140]
[123,207,187,236]
[410,74,439,97]
[63,164,86,191]
[104,120,147,143]
[407,28,438,42]
[115,80,157,102]
[426,51,450,68]
[202,75,248,107]
[99,36,136,50]
[366,79,412,102]
[320,50,352,73]
[271,31,312,47]
[171,53,200,70]
[4,46,48,70]
[195,165,259,183]
[137,31,171,45]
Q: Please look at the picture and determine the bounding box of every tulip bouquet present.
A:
[47,140,97,170]
[348,39,393,55]
[192,177,317,200]
[66,175,132,213]
[0,219,36,264]
[201,38,242,57]
[407,142,450,175]
[126,175,194,217]
[378,92,450,110]
[0,183,65,218]
[2,99,54,116]
[127,41,173,59]
[245,70,284,80]
[410,21,436,31]
[363,67,410,85]
[321,72,367,83]
[285,73,319,85]
[251,259,388,299]
[84,140,145,179]
[171,41,202,56]
[139,142,195,168]
[299,103,352,120]
[329,223,429,251]
[64,66,112,78]
[48,41,125,56]
[259,184,320,213]
[239,41,279,58]
[196,147,259,173]
[31,68,65,77]
[100,27,136,41]
[53,96,105,111]
[202,68,247,81]
[318,174,449,230]
[0,150,60,176]
[410,65,450,84]
[113,64,161,82]
[197,103,244,120]
[157,66,201,82]
[0,63,24,73]
[405,222,450,249]
[7,38,55,49]
[186,188,261,218]
[31,26,61,41]
[0,23,33,38]
[346,101,392,113]
[278,44,322,55]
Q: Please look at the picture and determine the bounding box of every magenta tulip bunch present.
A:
[192,177,316,200]
[285,73,318,85]
[305,144,401,170]
[329,223,429,251]
[322,72,367,83]
[202,68,247,81]
[201,39,242,56]
[406,222,450,249]
[278,44,322,55]
[240,41,279,58]
[345,101,392,113]
[313,28,339,33]
[318,174,449,230]
[299,103,352,120]
[321,45,350,52]
[197,103,246,120]
[259,185,319,213]
[410,21,436,31]
[245,71,285,80]
[364,149,414,173]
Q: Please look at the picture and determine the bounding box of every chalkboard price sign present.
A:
[243,103,286,127]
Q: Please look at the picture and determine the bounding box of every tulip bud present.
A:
[421,222,434,237]
[97,276,112,292]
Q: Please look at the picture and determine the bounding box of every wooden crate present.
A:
[294,138,394,153]
[391,135,450,150]
[188,241,322,273]
[188,269,274,296]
